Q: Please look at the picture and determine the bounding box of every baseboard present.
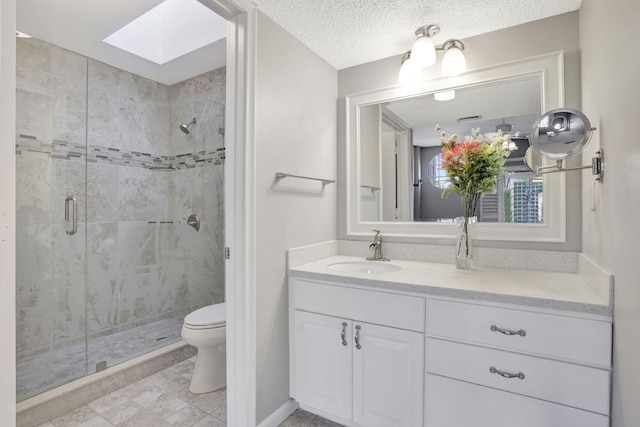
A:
[258,398,298,427]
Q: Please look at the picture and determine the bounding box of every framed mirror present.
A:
[345,52,567,242]
[361,74,541,224]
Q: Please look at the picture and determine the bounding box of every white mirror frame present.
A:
[345,51,566,242]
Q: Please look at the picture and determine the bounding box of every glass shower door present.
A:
[15,37,88,401]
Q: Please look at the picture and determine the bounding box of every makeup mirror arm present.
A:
[534,150,603,182]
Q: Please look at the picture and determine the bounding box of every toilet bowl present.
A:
[181,302,226,394]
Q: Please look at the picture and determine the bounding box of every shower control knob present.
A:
[187,214,200,232]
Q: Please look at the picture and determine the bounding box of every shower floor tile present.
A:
[41,358,344,427]
[18,317,184,401]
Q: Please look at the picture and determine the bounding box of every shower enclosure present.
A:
[15,37,226,401]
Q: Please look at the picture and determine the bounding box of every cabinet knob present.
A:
[341,322,348,346]
[354,325,362,350]
[490,324,526,337]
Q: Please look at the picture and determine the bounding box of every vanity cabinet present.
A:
[289,275,613,427]
[426,298,612,427]
[290,278,425,427]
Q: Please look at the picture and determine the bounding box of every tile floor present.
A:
[38,357,343,427]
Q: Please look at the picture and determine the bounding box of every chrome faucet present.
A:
[366,230,390,261]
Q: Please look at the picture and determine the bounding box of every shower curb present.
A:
[16,341,196,427]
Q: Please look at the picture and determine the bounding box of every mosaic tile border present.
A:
[16,134,225,169]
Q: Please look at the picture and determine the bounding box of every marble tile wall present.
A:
[15,37,226,386]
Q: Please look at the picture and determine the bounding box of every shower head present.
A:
[180,117,197,135]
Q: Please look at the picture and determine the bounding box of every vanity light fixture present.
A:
[398,51,422,85]
[440,39,467,77]
[434,90,455,101]
[399,24,468,84]
[411,25,440,67]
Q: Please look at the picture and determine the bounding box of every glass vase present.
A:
[455,216,477,270]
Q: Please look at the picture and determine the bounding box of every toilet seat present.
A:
[184,303,226,330]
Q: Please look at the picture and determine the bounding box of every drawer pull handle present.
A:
[341,322,348,346]
[355,325,362,350]
[491,324,526,337]
[490,366,525,380]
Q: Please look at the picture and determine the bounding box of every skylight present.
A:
[103,0,226,65]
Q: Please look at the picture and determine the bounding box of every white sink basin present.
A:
[326,261,401,274]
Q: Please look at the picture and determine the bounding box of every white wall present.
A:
[253,11,337,423]
[0,0,17,424]
[338,12,583,251]
[579,1,640,425]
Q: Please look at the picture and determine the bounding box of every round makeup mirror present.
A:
[529,108,593,159]
[523,146,544,173]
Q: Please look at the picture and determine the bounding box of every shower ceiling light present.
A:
[103,0,226,65]
[398,25,467,84]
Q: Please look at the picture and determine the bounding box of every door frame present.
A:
[0,0,17,424]
[199,0,257,425]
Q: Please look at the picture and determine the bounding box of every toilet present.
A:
[181,303,226,393]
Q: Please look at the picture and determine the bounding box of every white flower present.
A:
[508,141,518,151]
[502,141,510,150]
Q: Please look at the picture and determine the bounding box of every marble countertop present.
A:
[288,256,612,316]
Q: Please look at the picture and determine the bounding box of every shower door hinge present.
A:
[224,247,230,260]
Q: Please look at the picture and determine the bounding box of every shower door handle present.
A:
[65,196,77,236]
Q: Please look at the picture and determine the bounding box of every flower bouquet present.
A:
[438,126,516,268]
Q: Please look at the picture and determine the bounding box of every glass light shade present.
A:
[398,58,421,85]
[434,90,456,101]
[411,36,436,67]
[441,46,467,76]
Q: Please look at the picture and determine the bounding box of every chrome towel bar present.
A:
[361,184,381,192]
[275,172,335,185]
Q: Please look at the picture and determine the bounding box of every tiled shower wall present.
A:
[16,37,225,363]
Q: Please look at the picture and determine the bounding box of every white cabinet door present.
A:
[352,322,425,427]
[294,311,353,420]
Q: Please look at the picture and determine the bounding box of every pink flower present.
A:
[458,138,482,155]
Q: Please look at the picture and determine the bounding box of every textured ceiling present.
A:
[252,0,582,69]
[17,0,581,84]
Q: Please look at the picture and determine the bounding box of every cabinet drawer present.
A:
[427,298,611,366]
[293,279,425,332]
[427,338,610,414]
[426,374,609,427]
